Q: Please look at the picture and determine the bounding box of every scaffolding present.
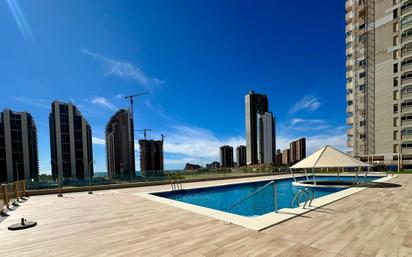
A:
[364,0,376,154]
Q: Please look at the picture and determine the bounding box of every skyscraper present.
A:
[282,149,291,165]
[290,138,306,164]
[49,101,93,180]
[346,0,403,159]
[220,145,233,168]
[236,145,247,167]
[0,109,39,182]
[105,109,135,179]
[245,91,268,165]
[139,139,164,176]
[258,112,276,164]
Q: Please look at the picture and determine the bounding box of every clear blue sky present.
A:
[1,0,347,173]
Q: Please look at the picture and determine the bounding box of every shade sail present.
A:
[290,145,371,169]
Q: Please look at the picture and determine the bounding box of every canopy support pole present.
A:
[312,168,316,185]
[290,168,296,182]
[304,169,308,180]
[354,167,360,185]
[364,166,370,183]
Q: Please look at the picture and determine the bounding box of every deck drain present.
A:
[8,218,37,231]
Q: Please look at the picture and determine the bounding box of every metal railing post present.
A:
[1,184,9,215]
[14,181,20,201]
[22,180,26,197]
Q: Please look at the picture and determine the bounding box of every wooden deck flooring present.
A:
[0,175,411,257]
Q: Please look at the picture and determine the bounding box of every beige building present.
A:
[346,0,412,165]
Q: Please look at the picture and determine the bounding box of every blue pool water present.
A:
[153,176,381,217]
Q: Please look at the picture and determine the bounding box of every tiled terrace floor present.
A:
[0,174,410,257]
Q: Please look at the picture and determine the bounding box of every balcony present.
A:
[346,12,354,21]
[402,19,412,30]
[346,58,354,67]
[346,23,354,33]
[402,91,412,100]
[346,47,354,55]
[402,33,412,43]
[402,105,412,113]
[402,48,412,58]
[402,4,412,16]
[401,147,412,154]
[347,128,353,136]
[402,134,412,140]
[347,139,354,147]
[347,81,354,90]
[347,116,354,125]
[402,77,412,86]
[402,62,412,72]
[402,120,412,127]
[346,93,353,102]
[346,70,354,78]
[347,105,354,113]
[346,35,354,44]
[345,0,353,10]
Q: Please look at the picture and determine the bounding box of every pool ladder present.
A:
[228,180,278,213]
[290,188,315,209]
[171,180,183,191]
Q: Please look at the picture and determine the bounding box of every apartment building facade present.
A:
[257,112,276,164]
[236,145,247,167]
[49,101,93,180]
[345,0,412,164]
[105,109,135,179]
[0,109,39,182]
[290,138,306,164]
[245,91,268,165]
[282,149,291,165]
[220,145,234,168]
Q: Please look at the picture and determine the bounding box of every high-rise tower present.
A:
[0,109,39,182]
[245,91,268,165]
[49,101,93,180]
[106,109,135,179]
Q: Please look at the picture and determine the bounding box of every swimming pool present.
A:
[153,176,381,217]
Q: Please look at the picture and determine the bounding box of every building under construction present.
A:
[139,139,164,176]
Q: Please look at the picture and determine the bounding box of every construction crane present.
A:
[160,134,165,143]
[124,92,149,119]
[136,129,152,140]
[124,92,149,179]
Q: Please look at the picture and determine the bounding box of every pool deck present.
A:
[0,174,411,257]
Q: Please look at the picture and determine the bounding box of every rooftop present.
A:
[0,175,411,257]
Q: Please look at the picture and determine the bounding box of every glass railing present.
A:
[22,166,287,191]
[402,4,412,16]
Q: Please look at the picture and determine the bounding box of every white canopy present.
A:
[290,145,372,169]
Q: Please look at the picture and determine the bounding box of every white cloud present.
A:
[144,99,175,123]
[91,97,117,111]
[288,94,321,115]
[92,137,105,145]
[81,48,164,90]
[277,126,347,155]
[6,0,34,41]
[285,118,330,131]
[306,133,347,154]
[162,125,245,169]
[9,96,49,109]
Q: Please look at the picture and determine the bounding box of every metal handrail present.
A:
[228,181,278,212]
[171,180,182,191]
[304,188,315,207]
[291,188,315,209]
